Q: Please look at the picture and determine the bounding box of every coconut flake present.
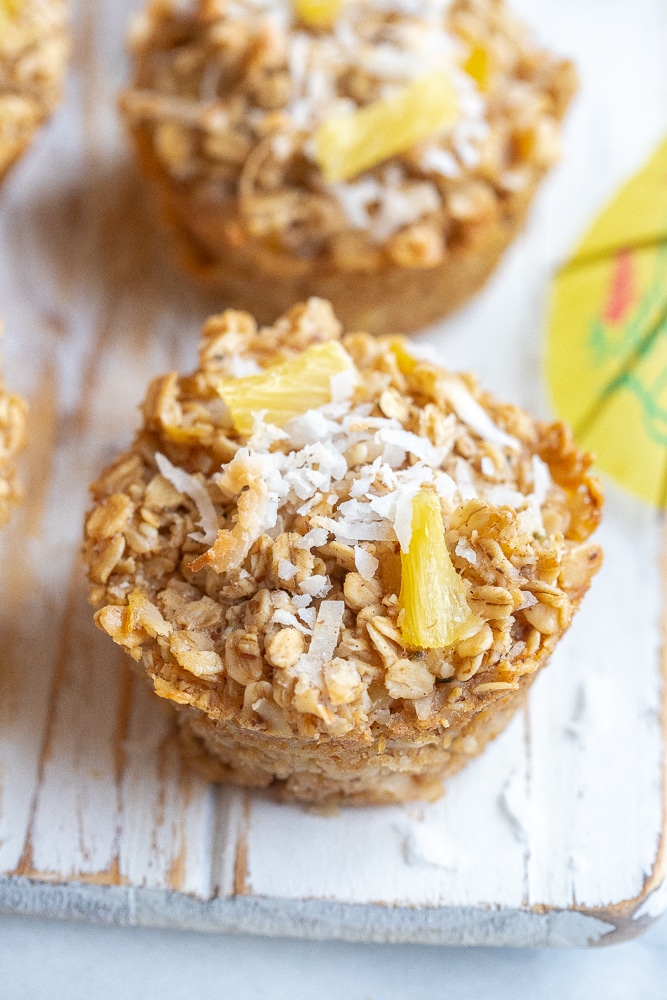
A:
[365,466,437,551]
[485,485,526,509]
[247,415,289,451]
[338,498,379,519]
[330,367,358,404]
[531,455,552,507]
[350,472,378,498]
[420,145,460,178]
[517,506,544,537]
[376,426,445,465]
[393,485,421,552]
[308,600,345,662]
[330,177,382,230]
[455,538,477,565]
[297,492,324,516]
[229,354,262,377]
[297,606,317,629]
[155,452,218,545]
[370,180,441,243]
[434,471,458,499]
[414,692,435,721]
[287,31,310,95]
[381,441,408,468]
[272,132,292,161]
[292,593,313,609]
[313,514,394,543]
[443,380,520,451]
[517,592,539,611]
[455,138,481,169]
[299,575,332,598]
[277,559,298,580]
[294,599,346,687]
[284,409,337,448]
[295,527,329,550]
[367,490,397,519]
[354,545,379,581]
[452,458,477,501]
[271,608,313,635]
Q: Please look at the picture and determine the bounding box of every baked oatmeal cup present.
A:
[0,352,26,527]
[120,0,577,334]
[84,298,602,805]
[0,0,69,182]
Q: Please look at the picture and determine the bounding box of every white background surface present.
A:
[1,911,666,999]
[2,0,667,990]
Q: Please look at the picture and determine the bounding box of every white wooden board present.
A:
[1,0,666,947]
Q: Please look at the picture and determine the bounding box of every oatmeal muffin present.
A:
[0,352,26,527]
[0,0,69,182]
[84,298,602,804]
[120,0,577,334]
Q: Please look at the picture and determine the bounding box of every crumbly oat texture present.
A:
[0,0,69,182]
[0,354,26,527]
[121,0,576,333]
[84,298,603,804]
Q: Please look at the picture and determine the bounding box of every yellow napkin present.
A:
[547,137,667,505]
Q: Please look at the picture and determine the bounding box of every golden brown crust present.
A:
[121,0,577,333]
[0,0,69,182]
[0,354,26,528]
[177,668,538,805]
[84,298,602,804]
[131,133,540,333]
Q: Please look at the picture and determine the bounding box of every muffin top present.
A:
[123,0,576,266]
[85,299,602,743]
[0,0,69,178]
[0,0,68,80]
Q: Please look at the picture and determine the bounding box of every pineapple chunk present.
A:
[314,70,459,183]
[216,340,357,436]
[388,336,417,376]
[0,0,20,20]
[464,44,491,92]
[293,0,342,29]
[399,487,476,649]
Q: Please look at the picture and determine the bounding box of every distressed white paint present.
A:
[0,0,666,947]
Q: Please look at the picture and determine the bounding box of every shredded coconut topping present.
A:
[180,360,547,564]
[442,380,520,451]
[294,599,345,686]
[155,452,218,544]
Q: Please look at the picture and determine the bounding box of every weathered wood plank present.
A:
[526,497,665,911]
[0,0,666,947]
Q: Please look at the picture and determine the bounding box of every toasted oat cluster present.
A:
[0,0,69,181]
[0,357,26,527]
[121,0,577,332]
[84,298,602,804]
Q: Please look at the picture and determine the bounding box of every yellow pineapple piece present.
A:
[464,44,491,92]
[314,70,459,183]
[0,0,20,22]
[388,337,417,376]
[399,487,477,649]
[293,0,342,29]
[216,340,357,435]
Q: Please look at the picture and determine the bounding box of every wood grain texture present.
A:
[1,0,666,947]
